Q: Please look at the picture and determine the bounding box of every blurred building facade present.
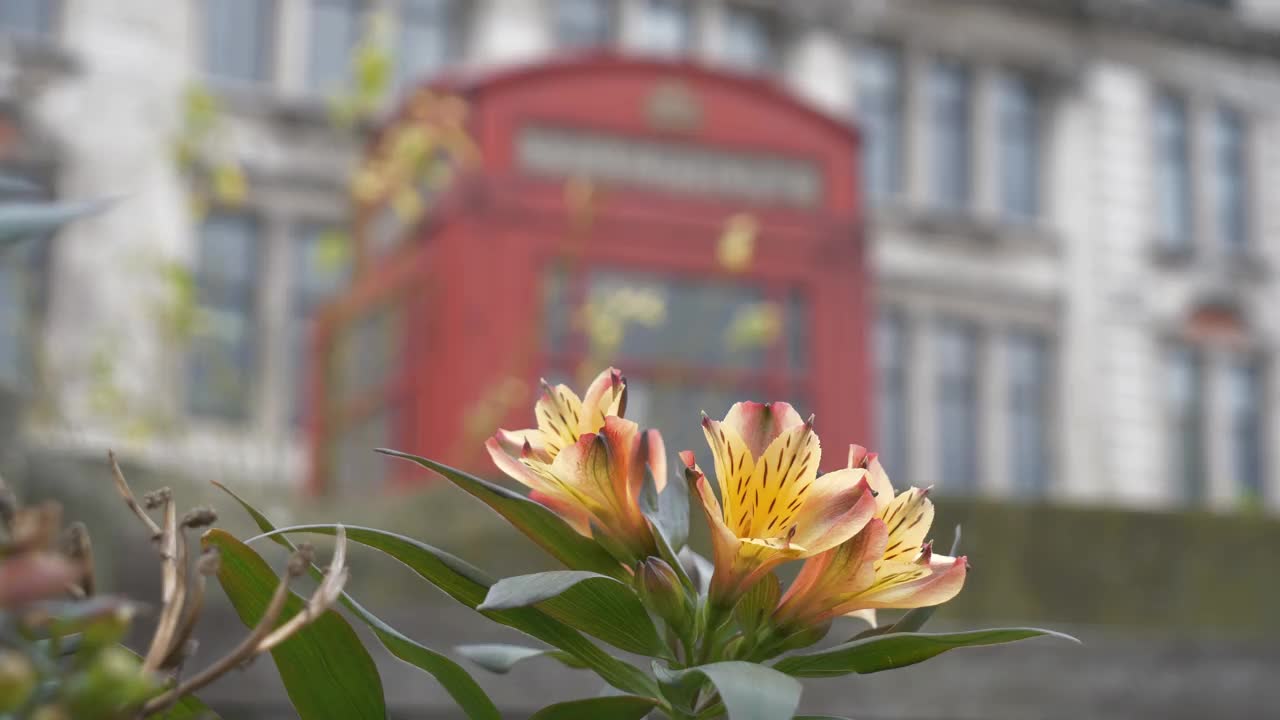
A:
[2,0,1280,513]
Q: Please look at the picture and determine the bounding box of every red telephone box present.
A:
[309,55,869,495]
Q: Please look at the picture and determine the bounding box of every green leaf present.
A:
[151,694,222,719]
[214,481,502,720]
[377,448,623,578]
[0,199,112,247]
[528,695,660,720]
[257,523,655,696]
[641,455,689,551]
[455,643,586,674]
[202,529,386,720]
[774,628,1079,678]
[655,661,802,720]
[479,570,665,656]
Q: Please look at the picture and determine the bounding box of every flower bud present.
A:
[64,646,158,718]
[636,557,690,632]
[0,650,36,712]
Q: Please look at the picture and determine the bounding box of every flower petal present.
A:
[485,436,552,494]
[880,487,935,563]
[701,415,756,533]
[775,518,886,626]
[535,381,585,457]
[847,554,968,611]
[637,428,668,493]
[530,490,594,537]
[848,444,894,514]
[496,428,549,460]
[598,416,641,519]
[685,456,743,601]
[723,401,805,459]
[741,421,822,539]
[579,367,627,433]
[787,468,878,555]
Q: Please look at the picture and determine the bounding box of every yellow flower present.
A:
[485,368,664,560]
[773,445,968,630]
[682,402,878,609]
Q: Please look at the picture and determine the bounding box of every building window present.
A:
[936,321,979,493]
[1008,332,1051,497]
[855,44,904,204]
[0,0,56,35]
[205,0,276,84]
[397,0,455,87]
[554,0,615,48]
[875,311,908,479]
[1154,92,1193,252]
[308,0,363,93]
[1166,344,1206,504]
[1229,359,1264,502]
[188,213,260,421]
[636,0,692,56]
[290,223,352,423]
[998,73,1041,220]
[721,4,776,72]
[928,60,973,212]
[1214,106,1249,253]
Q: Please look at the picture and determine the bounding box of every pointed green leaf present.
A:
[201,530,386,720]
[455,643,586,674]
[153,694,221,719]
[214,481,502,720]
[655,661,802,720]
[641,461,689,551]
[255,523,655,696]
[0,199,112,246]
[377,448,623,577]
[774,628,1080,678]
[479,570,665,656]
[528,695,659,720]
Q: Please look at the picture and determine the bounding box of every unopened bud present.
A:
[64,646,158,716]
[0,650,36,711]
[181,507,218,529]
[636,558,690,632]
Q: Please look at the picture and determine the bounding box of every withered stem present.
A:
[139,561,295,717]
[109,451,162,538]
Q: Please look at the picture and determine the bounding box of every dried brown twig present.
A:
[108,451,350,718]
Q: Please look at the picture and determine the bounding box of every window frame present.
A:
[203,0,279,87]
[720,3,780,73]
[934,318,982,494]
[551,0,618,50]
[1152,89,1195,255]
[926,59,975,213]
[854,41,906,205]
[0,0,59,37]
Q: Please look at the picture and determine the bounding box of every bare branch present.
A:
[142,497,188,672]
[257,526,349,652]
[139,550,299,716]
[109,450,162,538]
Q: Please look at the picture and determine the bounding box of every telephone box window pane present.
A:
[188,213,260,421]
[928,61,973,212]
[875,312,908,479]
[332,408,393,494]
[333,305,398,403]
[856,44,904,203]
[541,266,572,352]
[1229,360,1264,502]
[398,0,454,86]
[205,0,275,84]
[586,271,767,370]
[626,377,757,467]
[936,321,979,493]
[290,223,352,424]
[1167,345,1206,504]
[1008,332,1051,497]
[308,0,362,93]
[555,0,614,48]
[0,0,55,35]
[785,291,809,372]
[722,5,776,72]
[636,0,691,56]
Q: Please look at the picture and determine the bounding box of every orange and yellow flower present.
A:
[773,445,968,630]
[682,402,878,609]
[485,368,664,560]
